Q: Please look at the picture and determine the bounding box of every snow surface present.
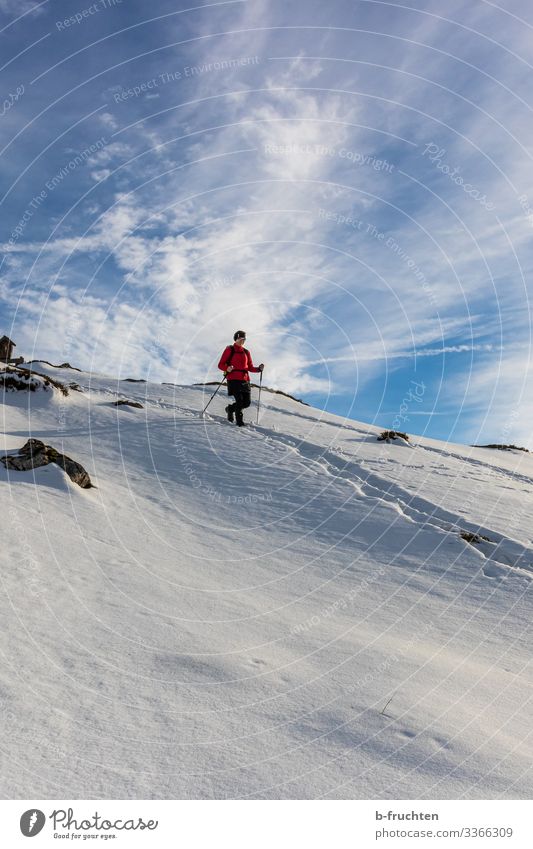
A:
[0,365,531,799]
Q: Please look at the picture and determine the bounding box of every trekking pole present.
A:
[256,369,263,424]
[201,377,226,416]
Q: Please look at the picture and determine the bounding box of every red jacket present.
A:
[218,345,261,382]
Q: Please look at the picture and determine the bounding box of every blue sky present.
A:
[1,0,533,445]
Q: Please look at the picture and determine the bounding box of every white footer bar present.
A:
[1,799,530,848]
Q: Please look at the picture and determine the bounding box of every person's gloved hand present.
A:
[258,363,264,372]
[226,365,234,372]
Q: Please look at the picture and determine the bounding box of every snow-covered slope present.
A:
[1,364,531,800]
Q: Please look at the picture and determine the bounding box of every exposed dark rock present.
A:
[1,366,69,395]
[26,360,82,371]
[250,384,310,405]
[460,530,491,545]
[3,439,49,469]
[123,378,146,382]
[194,382,309,405]
[1,438,93,488]
[378,430,410,442]
[472,443,529,452]
[47,449,93,488]
[113,399,143,408]
[0,372,41,392]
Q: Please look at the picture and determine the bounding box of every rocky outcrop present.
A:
[0,371,41,392]
[472,443,529,452]
[0,439,93,488]
[460,530,491,545]
[26,360,82,371]
[378,430,409,442]
[1,366,69,395]
[193,382,310,405]
[113,399,143,408]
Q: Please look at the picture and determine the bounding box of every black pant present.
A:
[227,380,251,421]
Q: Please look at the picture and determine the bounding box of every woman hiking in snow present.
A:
[218,330,264,426]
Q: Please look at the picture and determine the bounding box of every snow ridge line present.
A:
[417,442,533,490]
[250,422,533,579]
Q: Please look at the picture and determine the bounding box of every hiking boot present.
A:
[225,404,234,423]
[236,413,245,427]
